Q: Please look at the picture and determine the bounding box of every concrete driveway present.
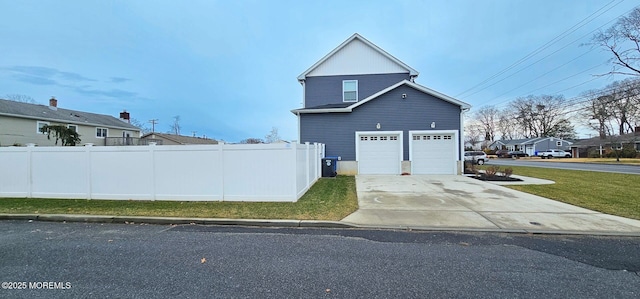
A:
[341,175,640,234]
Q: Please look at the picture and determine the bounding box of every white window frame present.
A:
[342,80,358,102]
[67,124,78,132]
[96,127,108,138]
[37,121,50,134]
[556,141,562,147]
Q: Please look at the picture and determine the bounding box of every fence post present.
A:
[149,142,157,200]
[313,142,319,181]
[85,143,93,199]
[26,144,34,198]
[305,142,310,187]
[219,142,225,201]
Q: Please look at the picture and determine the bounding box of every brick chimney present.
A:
[49,97,57,107]
[119,110,130,123]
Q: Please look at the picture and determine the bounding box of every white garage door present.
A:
[411,132,456,174]
[357,132,402,175]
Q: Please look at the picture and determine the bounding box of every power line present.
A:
[455,0,623,99]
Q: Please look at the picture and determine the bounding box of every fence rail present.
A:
[0,142,324,202]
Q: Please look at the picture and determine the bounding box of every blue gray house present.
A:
[489,137,573,156]
[291,33,471,175]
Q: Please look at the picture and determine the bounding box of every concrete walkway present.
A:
[341,175,640,234]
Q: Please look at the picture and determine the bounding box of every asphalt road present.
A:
[1,221,639,298]
[487,158,640,174]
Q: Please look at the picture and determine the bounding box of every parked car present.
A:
[464,151,487,165]
[507,151,529,158]
[495,150,510,158]
[538,149,571,159]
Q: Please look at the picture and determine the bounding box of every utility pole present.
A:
[149,119,158,133]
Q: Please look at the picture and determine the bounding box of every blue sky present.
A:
[0,0,637,141]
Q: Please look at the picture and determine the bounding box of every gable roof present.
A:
[0,98,140,131]
[570,133,640,148]
[494,137,572,147]
[141,132,218,145]
[297,33,419,81]
[291,79,471,114]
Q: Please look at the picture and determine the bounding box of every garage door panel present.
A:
[358,133,401,175]
[411,133,456,175]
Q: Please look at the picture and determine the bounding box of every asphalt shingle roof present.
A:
[0,99,140,130]
[141,133,218,145]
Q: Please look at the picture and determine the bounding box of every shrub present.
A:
[503,167,513,178]
[485,166,500,177]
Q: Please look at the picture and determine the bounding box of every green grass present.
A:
[483,165,640,220]
[0,176,358,221]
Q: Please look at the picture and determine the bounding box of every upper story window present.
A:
[556,141,562,147]
[68,124,78,132]
[37,121,50,134]
[343,80,358,102]
[96,127,108,138]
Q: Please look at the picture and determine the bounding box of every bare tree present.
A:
[591,7,640,76]
[496,107,522,140]
[240,138,264,144]
[264,127,281,143]
[581,90,613,139]
[509,95,575,138]
[130,118,152,135]
[473,106,499,142]
[463,119,483,150]
[4,94,36,103]
[169,115,181,135]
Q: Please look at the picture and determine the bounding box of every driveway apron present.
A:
[341,175,640,233]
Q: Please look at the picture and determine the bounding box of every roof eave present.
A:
[0,112,140,131]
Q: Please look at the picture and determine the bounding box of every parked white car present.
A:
[464,151,487,165]
[538,149,572,159]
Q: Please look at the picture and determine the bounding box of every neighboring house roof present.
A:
[570,133,640,148]
[297,33,419,81]
[0,98,139,131]
[291,80,471,114]
[493,137,572,147]
[141,133,218,145]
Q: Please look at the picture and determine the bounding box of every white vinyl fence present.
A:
[0,142,324,202]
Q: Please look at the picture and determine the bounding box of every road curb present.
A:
[1,214,639,236]
[0,214,355,229]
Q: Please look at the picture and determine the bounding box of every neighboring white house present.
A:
[0,98,141,146]
[489,137,573,156]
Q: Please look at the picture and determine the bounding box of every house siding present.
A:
[0,115,138,146]
[300,85,461,161]
[534,138,572,152]
[304,73,410,108]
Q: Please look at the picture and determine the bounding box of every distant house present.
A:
[570,130,640,158]
[0,98,141,146]
[292,33,471,175]
[489,137,573,156]
[140,132,218,145]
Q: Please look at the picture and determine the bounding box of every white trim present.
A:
[409,130,459,175]
[291,80,471,114]
[36,121,50,134]
[96,127,108,138]
[342,80,358,102]
[297,33,419,81]
[355,131,403,175]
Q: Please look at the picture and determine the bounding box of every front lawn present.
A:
[536,158,640,165]
[0,176,358,221]
[487,166,640,220]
